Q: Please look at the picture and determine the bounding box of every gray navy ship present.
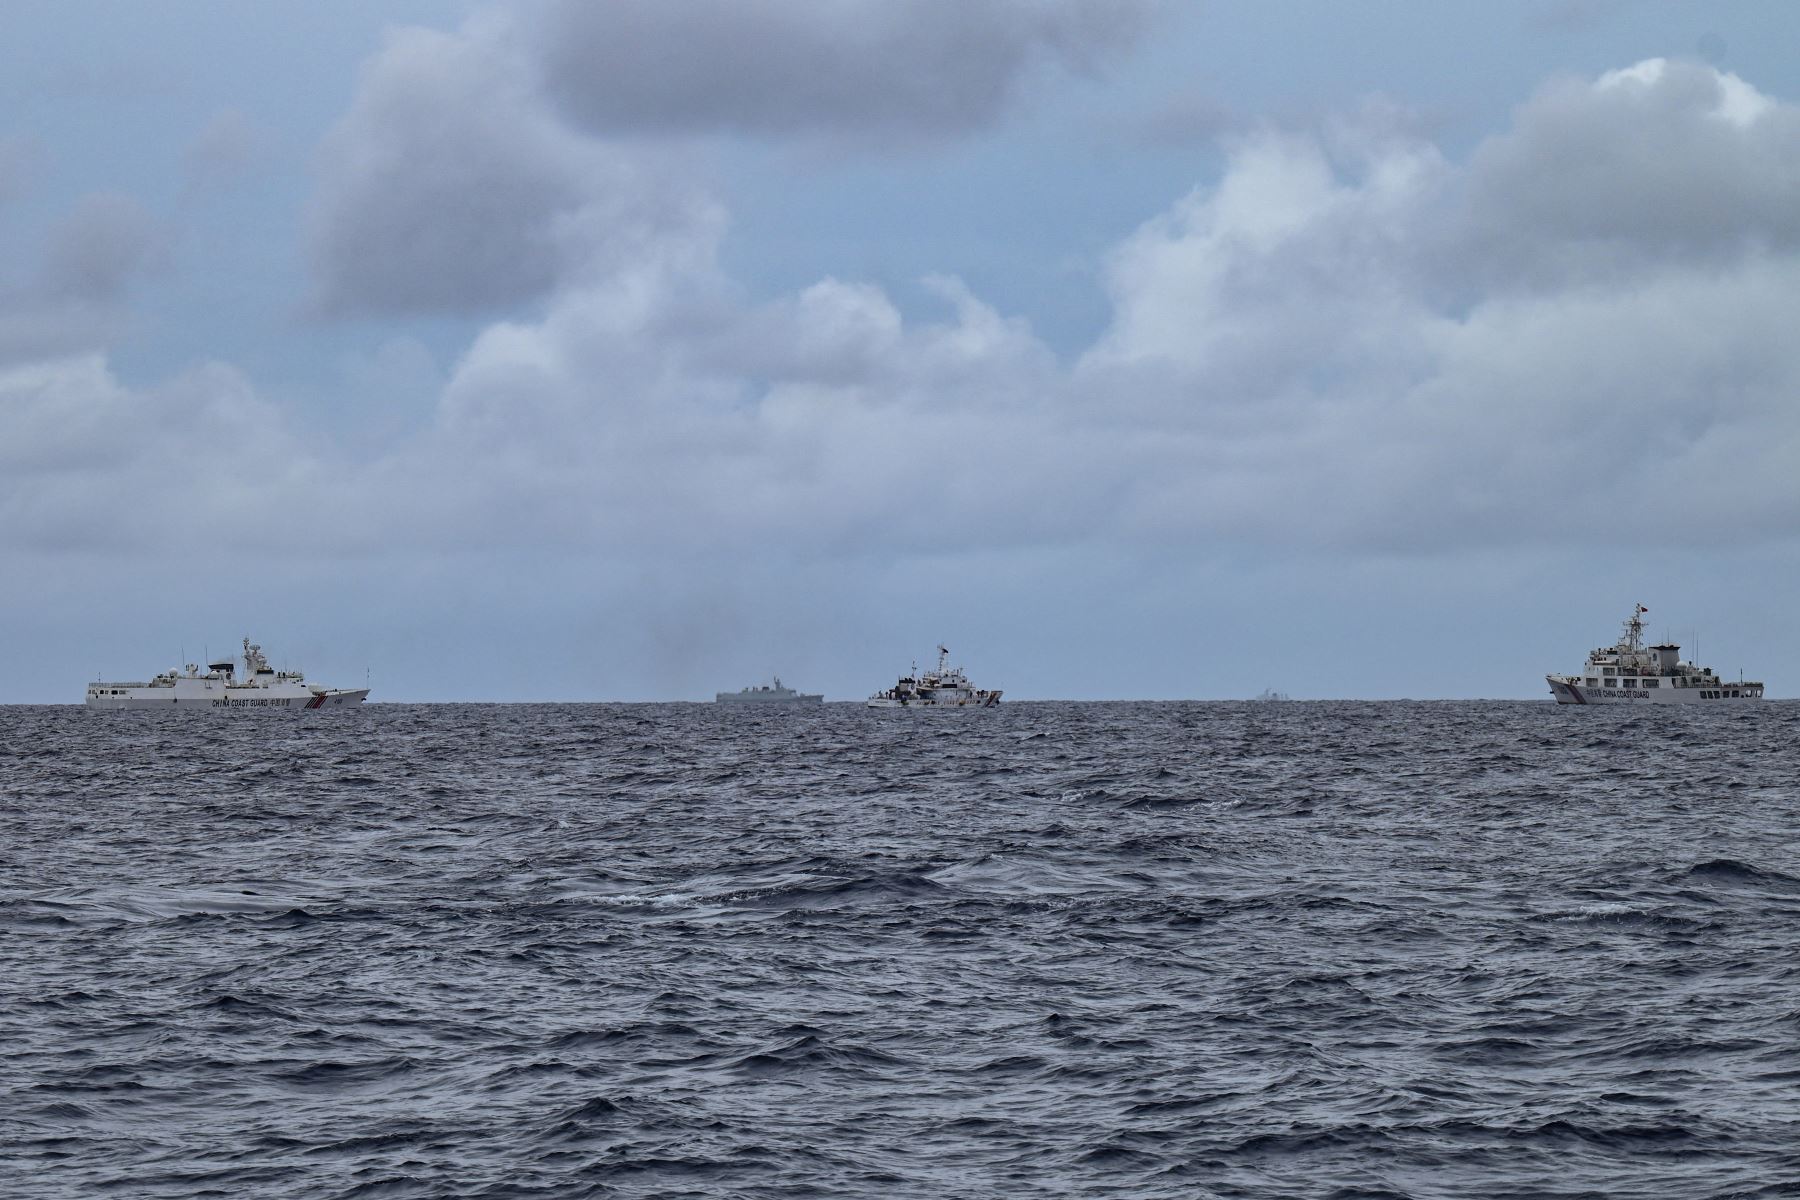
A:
[715,677,823,704]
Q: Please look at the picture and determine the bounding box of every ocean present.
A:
[5,700,1799,1199]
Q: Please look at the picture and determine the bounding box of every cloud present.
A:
[0,354,319,553]
[1,190,165,366]
[181,109,264,196]
[414,262,1072,556]
[531,0,1155,142]
[14,56,1800,581]
[1458,58,1800,291]
[0,136,42,207]
[1077,59,1800,552]
[306,13,718,317]
[36,192,165,301]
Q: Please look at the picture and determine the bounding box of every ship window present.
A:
[1643,679,1659,688]
[1604,679,1616,687]
[1585,678,1598,686]
[1603,667,1615,675]
[1622,679,1635,687]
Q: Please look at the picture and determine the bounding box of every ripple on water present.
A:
[4,700,1800,1198]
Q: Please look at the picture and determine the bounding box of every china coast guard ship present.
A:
[715,677,823,704]
[867,645,1002,708]
[1546,606,1763,705]
[85,639,370,710]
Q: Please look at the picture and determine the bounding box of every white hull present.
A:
[867,645,1001,708]
[88,637,369,710]
[86,687,369,711]
[1547,676,1757,705]
[866,690,1001,709]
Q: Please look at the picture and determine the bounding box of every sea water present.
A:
[5,701,1798,1198]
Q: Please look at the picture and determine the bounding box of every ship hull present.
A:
[1547,677,1759,705]
[715,695,823,704]
[85,687,370,710]
[866,690,1002,709]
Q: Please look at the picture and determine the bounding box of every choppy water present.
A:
[5,701,1800,1199]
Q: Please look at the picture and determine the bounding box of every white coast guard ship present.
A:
[867,645,1002,708]
[1546,606,1763,705]
[85,638,370,710]
[715,677,823,704]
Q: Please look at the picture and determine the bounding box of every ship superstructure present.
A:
[867,645,1002,708]
[715,677,823,704]
[85,638,370,710]
[1546,606,1763,705]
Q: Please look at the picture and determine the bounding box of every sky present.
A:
[3,0,1799,702]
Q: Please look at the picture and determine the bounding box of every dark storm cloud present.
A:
[532,0,1154,141]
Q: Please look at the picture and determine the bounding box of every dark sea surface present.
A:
[5,700,1800,1199]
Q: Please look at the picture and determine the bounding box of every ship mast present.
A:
[1621,604,1646,654]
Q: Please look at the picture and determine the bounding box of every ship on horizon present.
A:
[86,638,370,710]
[715,677,823,704]
[867,645,1001,708]
[1546,605,1763,705]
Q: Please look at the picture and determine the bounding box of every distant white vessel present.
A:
[1546,605,1763,705]
[86,639,370,710]
[1253,688,1291,703]
[867,645,1001,708]
[715,677,822,704]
